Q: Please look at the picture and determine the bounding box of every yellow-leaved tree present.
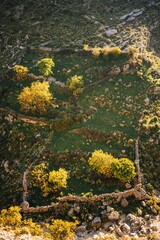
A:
[30,163,69,197]
[37,58,55,77]
[88,150,117,178]
[18,81,53,113]
[66,75,84,96]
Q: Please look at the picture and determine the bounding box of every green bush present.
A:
[111,158,136,183]
[37,58,55,77]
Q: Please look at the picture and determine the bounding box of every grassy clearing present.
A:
[0,47,156,202]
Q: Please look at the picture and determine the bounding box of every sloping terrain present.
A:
[0,0,160,239]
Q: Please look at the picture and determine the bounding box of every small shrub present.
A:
[126,46,137,57]
[101,46,110,56]
[88,150,117,178]
[48,168,69,190]
[66,75,84,96]
[111,158,136,183]
[49,219,77,240]
[23,219,43,236]
[108,47,122,57]
[83,44,89,51]
[37,58,55,77]
[91,47,101,57]
[0,206,22,227]
[9,65,29,80]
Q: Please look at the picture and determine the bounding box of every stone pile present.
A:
[76,209,160,240]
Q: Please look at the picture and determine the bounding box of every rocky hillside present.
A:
[0,0,160,71]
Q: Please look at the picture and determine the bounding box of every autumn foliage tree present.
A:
[37,58,55,77]
[18,81,53,113]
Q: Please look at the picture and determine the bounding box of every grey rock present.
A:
[21,201,29,211]
[101,210,107,215]
[115,226,124,237]
[121,198,129,208]
[121,223,130,233]
[88,214,93,221]
[126,16,136,22]
[150,206,158,215]
[137,208,143,216]
[106,28,118,37]
[68,208,74,217]
[133,11,143,17]
[144,214,150,220]
[141,201,146,207]
[125,182,132,189]
[74,204,81,213]
[106,206,114,213]
[102,221,113,230]
[91,217,101,229]
[76,225,86,233]
[108,211,120,221]
[120,14,130,21]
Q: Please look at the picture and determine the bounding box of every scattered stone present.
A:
[91,217,101,229]
[106,206,114,213]
[106,28,118,37]
[21,201,29,211]
[141,201,146,207]
[122,64,130,73]
[68,208,74,217]
[121,198,129,208]
[150,206,158,215]
[150,224,158,231]
[102,221,113,230]
[133,11,143,17]
[88,214,93,221]
[120,14,131,21]
[144,214,150,220]
[4,161,9,172]
[108,211,120,221]
[74,204,81,213]
[121,223,130,234]
[125,183,132,189]
[137,208,143,216]
[76,225,86,233]
[144,97,150,105]
[115,226,124,237]
[126,16,136,22]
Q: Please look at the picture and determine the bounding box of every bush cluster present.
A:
[31,163,69,197]
[88,150,136,183]
[83,45,122,58]
[0,206,77,239]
